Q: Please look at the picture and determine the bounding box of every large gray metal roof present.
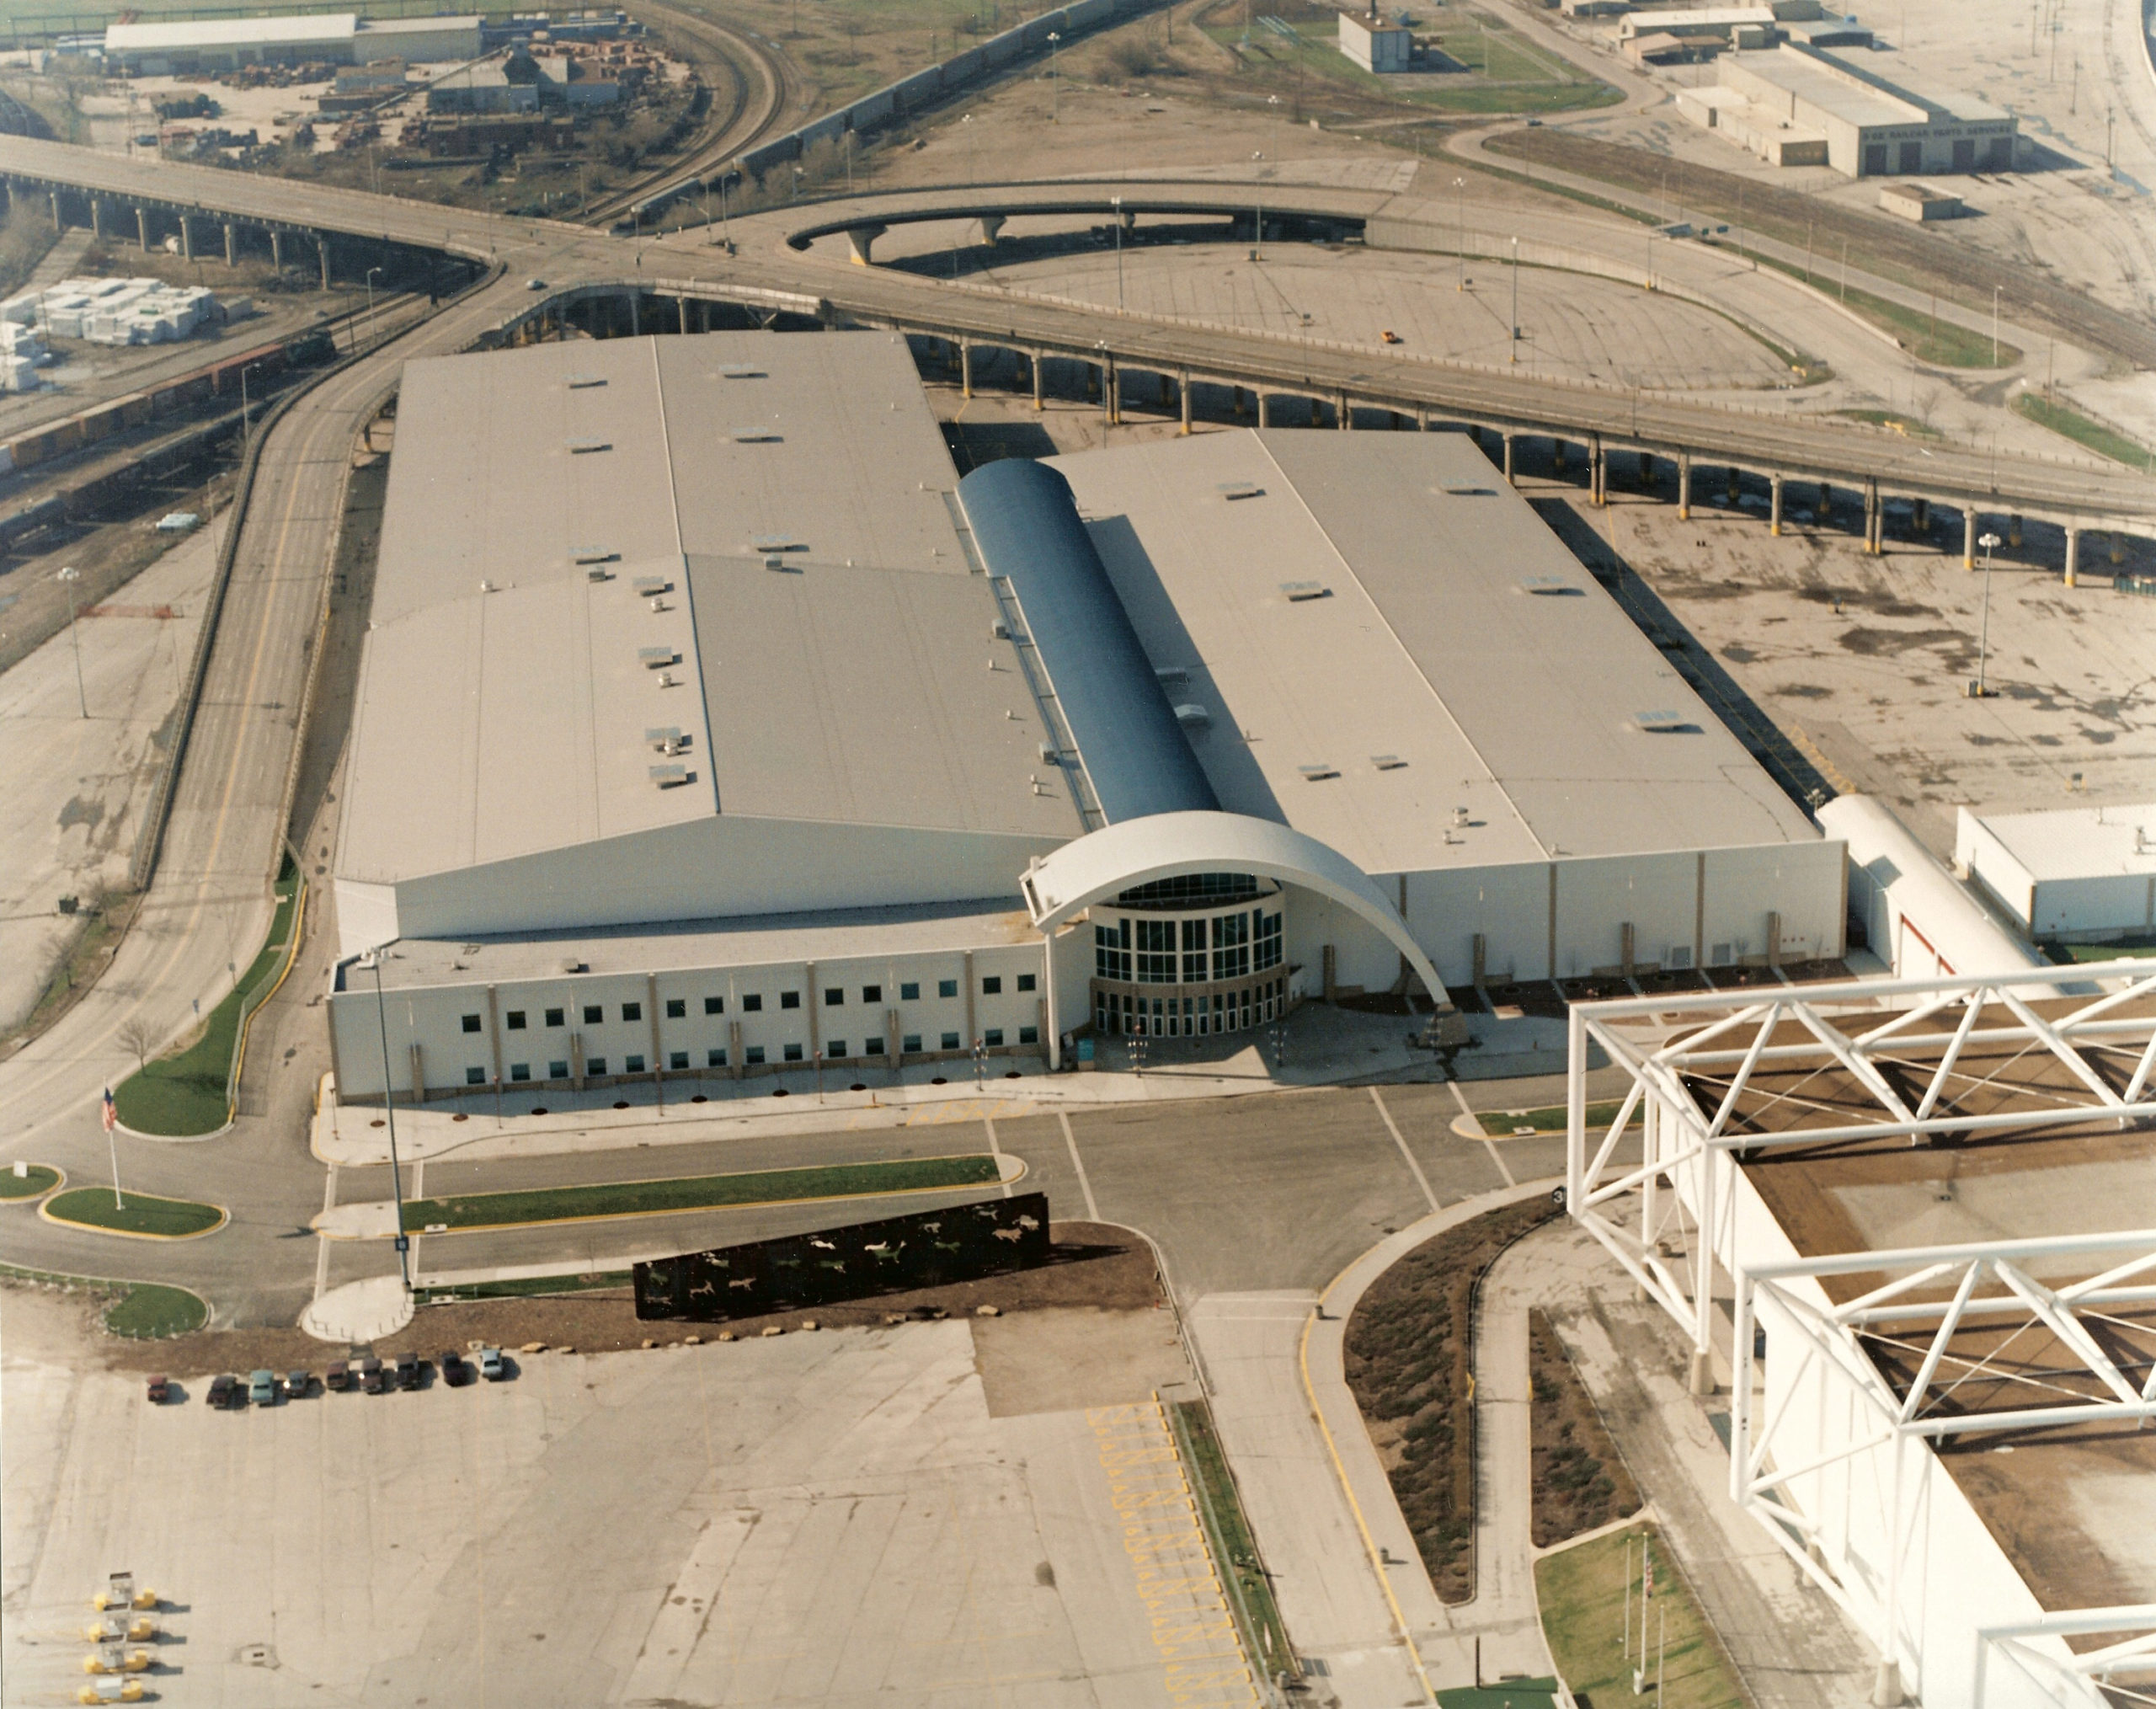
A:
[958,457,1219,826]
[339,333,1072,889]
[1051,429,1821,878]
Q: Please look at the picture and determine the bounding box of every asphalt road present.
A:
[0,138,2148,523]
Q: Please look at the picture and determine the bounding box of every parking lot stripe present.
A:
[1368,1087,1439,1213]
[982,1117,1012,1198]
[1058,1110,1102,1222]
[1447,1081,1516,1186]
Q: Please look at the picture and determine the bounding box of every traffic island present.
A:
[41,1188,228,1240]
[0,1262,207,1338]
[0,1163,62,1201]
[111,861,302,1137]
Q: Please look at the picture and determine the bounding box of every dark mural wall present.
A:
[633,1193,1052,1321]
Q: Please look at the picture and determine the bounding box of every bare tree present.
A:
[115,1017,157,1075]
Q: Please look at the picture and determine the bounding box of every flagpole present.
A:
[104,1089,125,1210]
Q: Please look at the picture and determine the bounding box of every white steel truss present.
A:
[1563,959,2156,1706]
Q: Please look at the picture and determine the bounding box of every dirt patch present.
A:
[71,1220,1162,1375]
[1529,1307,1641,1548]
[1343,1196,1562,1603]
[973,1304,1190,1417]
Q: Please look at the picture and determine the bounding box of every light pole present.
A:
[1974,531,2001,697]
[1453,175,1465,291]
[961,111,972,184]
[58,565,86,718]
[366,952,413,1291]
[1645,229,1656,291]
[1048,31,1062,121]
[1112,193,1124,310]
[1509,235,1519,364]
[1991,285,2000,368]
[364,264,382,349]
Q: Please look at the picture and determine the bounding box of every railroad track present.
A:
[579,0,790,226]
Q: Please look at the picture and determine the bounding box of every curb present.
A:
[0,1164,65,1204]
[39,1193,230,1242]
[322,1157,1027,1241]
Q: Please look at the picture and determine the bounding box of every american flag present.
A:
[101,1087,115,1133]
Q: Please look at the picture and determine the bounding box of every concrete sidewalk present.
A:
[310,1006,1593,1170]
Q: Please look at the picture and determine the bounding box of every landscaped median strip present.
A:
[112,858,304,1138]
[40,1188,228,1240]
[393,1152,1006,1236]
[1453,1099,1637,1140]
[1534,1522,1748,1709]
[0,1262,207,1338]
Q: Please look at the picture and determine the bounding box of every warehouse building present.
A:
[325,330,1844,1103]
[1958,802,2156,942]
[103,12,481,73]
[1677,41,2016,175]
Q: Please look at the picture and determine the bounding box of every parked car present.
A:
[1380,328,1401,344]
[395,1351,423,1391]
[248,1370,278,1407]
[325,1360,350,1392]
[359,1356,387,1395]
[283,1370,311,1400]
[477,1347,505,1382]
[207,1373,237,1409]
[440,1350,472,1387]
[146,1375,170,1405]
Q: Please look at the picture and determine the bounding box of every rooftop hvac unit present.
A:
[561,957,586,973]
[1216,480,1265,500]
[632,576,672,596]
[1633,709,1690,733]
[1173,703,1211,729]
[717,362,764,378]
[1299,762,1340,782]
[1371,753,1406,771]
[1518,575,1578,595]
[1280,580,1331,602]
[639,646,678,669]
[646,726,686,753]
[750,534,804,554]
[566,373,607,388]
[731,425,781,442]
[565,436,611,454]
[585,566,613,583]
[648,763,689,788]
[1442,483,1497,496]
[990,617,1010,640]
[658,671,676,688]
[574,546,616,564]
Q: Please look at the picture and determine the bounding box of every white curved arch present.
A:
[1024,809,1452,1011]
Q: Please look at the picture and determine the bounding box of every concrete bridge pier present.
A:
[2112,533,2127,566]
[1769,473,1785,536]
[979,214,1005,245]
[1589,435,1606,506]
[1677,453,1691,521]
[1863,479,1882,555]
[1104,357,1118,425]
[318,232,332,289]
[1963,509,1977,569]
[224,221,237,265]
[1257,393,1270,428]
[1179,371,1192,435]
[1726,466,1740,505]
[1158,371,1173,409]
[178,215,192,260]
[1337,393,1352,430]
[89,198,104,240]
[845,223,886,265]
[1031,350,1044,411]
[1911,496,1929,534]
[627,292,640,337]
[1552,437,1567,474]
[1637,451,1653,490]
[49,188,60,229]
[676,294,688,334]
[270,229,284,270]
[2064,524,2080,587]
[1502,432,1516,484]
[960,339,974,399]
[136,206,149,250]
[2009,513,2023,547]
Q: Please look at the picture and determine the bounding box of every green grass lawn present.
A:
[114,863,300,1137]
[104,1283,210,1338]
[1486,1099,1635,1135]
[2014,393,2156,470]
[1171,1398,1297,1680]
[0,1164,60,1200]
[1753,254,2017,367]
[45,1188,224,1238]
[1204,19,1620,115]
[1536,1525,1747,1709]
[399,1153,1001,1231]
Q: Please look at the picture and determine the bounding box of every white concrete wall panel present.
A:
[392,814,1062,942]
[1552,850,1700,977]
[1700,839,1845,966]
[334,879,402,959]
[1403,862,1550,985]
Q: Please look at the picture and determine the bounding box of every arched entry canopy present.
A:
[1022,810,1456,1055]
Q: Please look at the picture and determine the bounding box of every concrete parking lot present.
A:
[2,1289,1249,1709]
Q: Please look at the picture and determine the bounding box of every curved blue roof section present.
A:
[958,457,1219,825]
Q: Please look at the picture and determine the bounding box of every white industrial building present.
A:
[1337,10,1412,72]
[326,329,1844,1103]
[1959,802,2156,942]
[102,13,482,73]
[1677,41,2017,176]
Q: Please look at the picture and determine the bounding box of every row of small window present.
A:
[462,974,1039,1034]
[465,1027,1042,1082]
[1096,911,1283,985]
